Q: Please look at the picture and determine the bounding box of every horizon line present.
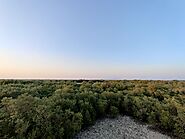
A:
[0,78,184,81]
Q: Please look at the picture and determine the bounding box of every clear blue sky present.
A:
[0,0,185,79]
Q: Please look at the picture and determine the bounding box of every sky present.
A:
[0,0,185,79]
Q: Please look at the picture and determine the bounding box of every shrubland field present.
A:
[0,80,185,139]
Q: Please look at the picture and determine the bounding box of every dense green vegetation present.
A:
[0,80,185,139]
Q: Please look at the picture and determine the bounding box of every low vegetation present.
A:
[0,80,185,138]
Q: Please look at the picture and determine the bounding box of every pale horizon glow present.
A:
[1,0,185,80]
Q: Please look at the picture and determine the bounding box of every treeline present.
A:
[0,80,185,138]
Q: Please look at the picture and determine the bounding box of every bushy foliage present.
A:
[109,106,119,118]
[0,80,185,138]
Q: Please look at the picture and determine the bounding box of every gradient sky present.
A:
[0,0,185,79]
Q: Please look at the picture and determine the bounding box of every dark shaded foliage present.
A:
[0,80,185,138]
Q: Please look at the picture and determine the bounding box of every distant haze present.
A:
[0,0,185,79]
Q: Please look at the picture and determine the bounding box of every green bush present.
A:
[0,80,185,138]
[109,106,119,118]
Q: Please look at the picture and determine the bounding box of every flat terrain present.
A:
[0,80,184,138]
[75,115,171,139]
